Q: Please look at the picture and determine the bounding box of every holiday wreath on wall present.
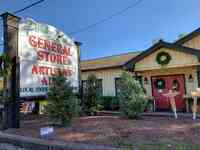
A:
[156,51,171,66]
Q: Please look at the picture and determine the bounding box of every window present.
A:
[172,79,179,91]
[96,79,103,96]
[154,78,166,89]
[115,78,121,97]
[82,79,103,96]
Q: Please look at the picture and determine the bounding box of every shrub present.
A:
[82,74,102,115]
[98,96,119,111]
[118,71,148,119]
[145,98,155,112]
[45,73,80,127]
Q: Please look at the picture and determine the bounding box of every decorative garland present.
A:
[156,51,171,66]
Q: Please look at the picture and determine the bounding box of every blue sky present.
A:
[0,0,200,60]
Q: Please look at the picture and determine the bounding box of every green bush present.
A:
[45,73,80,127]
[98,96,119,111]
[145,98,155,112]
[82,74,102,115]
[118,71,148,119]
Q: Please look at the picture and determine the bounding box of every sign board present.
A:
[40,126,54,136]
[18,18,79,97]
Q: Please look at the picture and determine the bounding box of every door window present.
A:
[172,79,179,92]
[154,78,166,89]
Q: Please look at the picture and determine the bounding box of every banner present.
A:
[18,19,79,97]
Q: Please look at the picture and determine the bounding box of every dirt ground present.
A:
[4,115,200,148]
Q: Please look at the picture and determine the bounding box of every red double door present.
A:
[152,75,186,111]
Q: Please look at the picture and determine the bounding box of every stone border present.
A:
[0,132,121,150]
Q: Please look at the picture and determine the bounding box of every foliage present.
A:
[46,73,80,127]
[145,98,155,112]
[82,74,102,115]
[178,33,187,39]
[118,71,148,119]
[0,53,12,103]
[97,96,119,111]
[0,53,12,77]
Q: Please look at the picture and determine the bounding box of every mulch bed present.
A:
[4,115,200,148]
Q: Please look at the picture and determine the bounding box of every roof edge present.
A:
[81,51,141,62]
[81,65,122,72]
[175,27,200,45]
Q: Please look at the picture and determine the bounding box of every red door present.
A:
[152,75,186,111]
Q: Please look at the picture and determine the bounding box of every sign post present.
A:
[1,12,20,129]
[163,90,179,119]
[0,12,80,129]
[191,91,199,120]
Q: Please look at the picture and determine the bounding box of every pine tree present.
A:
[83,74,101,115]
[119,71,147,119]
[46,74,80,127]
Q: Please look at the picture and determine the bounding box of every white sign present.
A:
[18,18,79,97]
[40,126,54,136]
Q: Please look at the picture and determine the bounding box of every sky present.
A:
[0,0,200,60]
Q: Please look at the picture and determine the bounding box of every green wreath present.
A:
[156,51,171,66]
[154,79,165,89]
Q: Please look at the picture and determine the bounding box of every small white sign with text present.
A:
[40,126,54,136]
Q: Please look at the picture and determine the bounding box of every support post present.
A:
[1,12,20,129]
[75,41,82,102]
[192,96,197,120]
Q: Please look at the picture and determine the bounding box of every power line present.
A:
[0,0,46,22]
[13,0,45,15]
[69,0,143,36]
[0,0,46,46]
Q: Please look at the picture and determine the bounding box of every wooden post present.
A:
[170,96,177,119]
[1,12,20,128]
[193,97,197,120]
[75,41,82,102]
[163,90,179,119]
[191,91,199,120]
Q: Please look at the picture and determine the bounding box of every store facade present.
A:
[81,28,200,112]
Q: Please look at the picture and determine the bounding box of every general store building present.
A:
[81,27,200,112]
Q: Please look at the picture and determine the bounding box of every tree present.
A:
[82,74,102,115]
[0,53,12,103]
[118,71,147,119]
[46,73,80,127]
[0,53,12,129]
